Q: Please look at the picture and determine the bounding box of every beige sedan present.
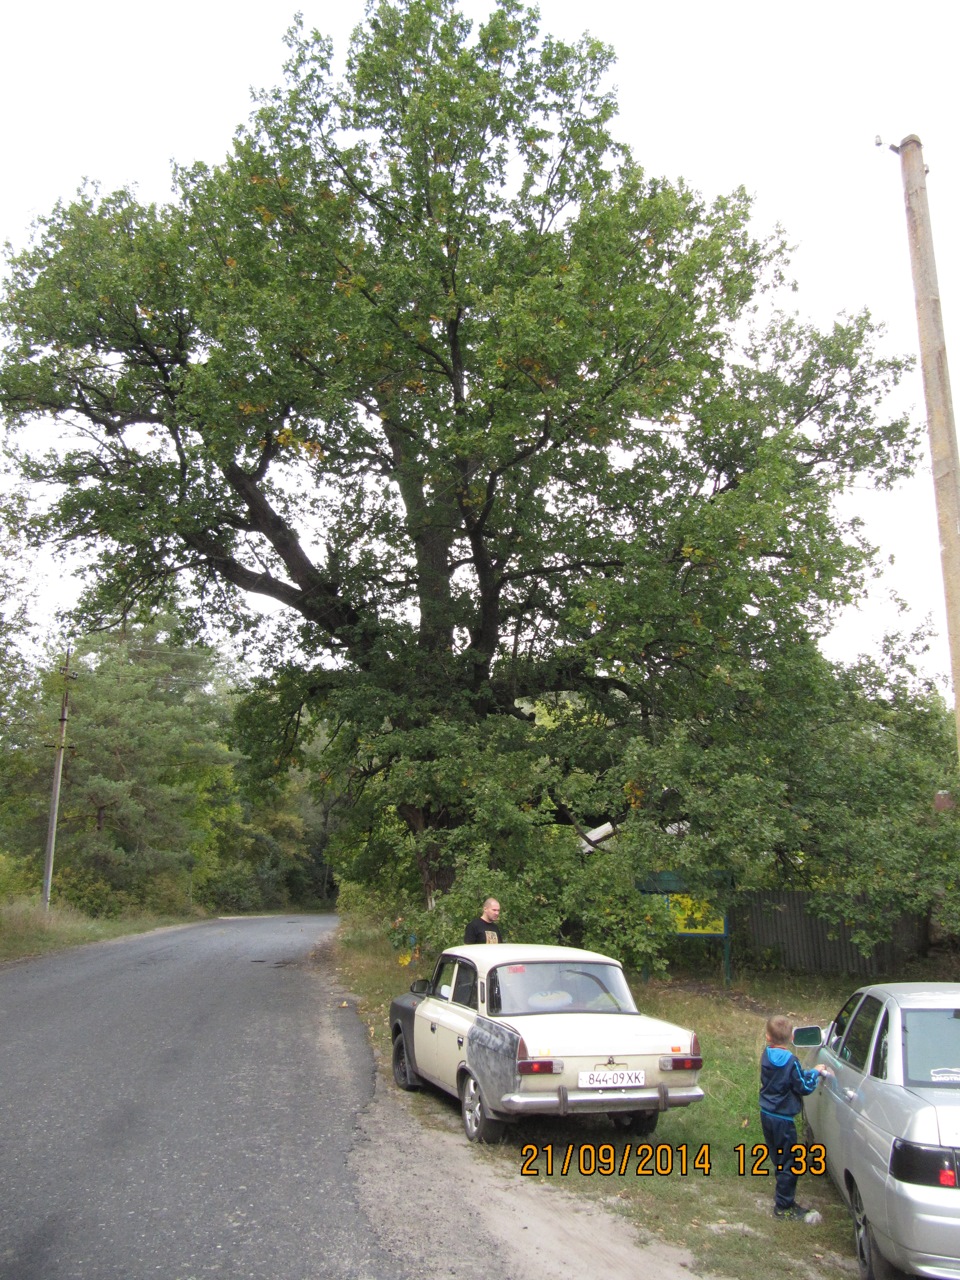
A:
[390,943,704,1142]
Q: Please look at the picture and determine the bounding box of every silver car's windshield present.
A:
[903,1008,960,1087]
[487,961,638,1016]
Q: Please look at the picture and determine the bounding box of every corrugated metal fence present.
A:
[730,891,928,976]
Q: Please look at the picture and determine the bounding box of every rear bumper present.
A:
[876,1178,960,1278]
[497,1082,704,1116]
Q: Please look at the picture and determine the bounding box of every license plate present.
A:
[578,1069,645,1088]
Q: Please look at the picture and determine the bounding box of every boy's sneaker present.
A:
[773,1203,819,1223]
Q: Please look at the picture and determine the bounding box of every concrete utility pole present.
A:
[894,134,960,761]
[42,649,76,910]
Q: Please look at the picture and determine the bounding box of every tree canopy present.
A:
[2,0,947,954]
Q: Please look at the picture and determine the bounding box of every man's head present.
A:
[765,1014,793,1048]
[481,898,500,923]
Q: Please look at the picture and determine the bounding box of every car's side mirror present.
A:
[410,978,431,995]
[793,1025,826,1048]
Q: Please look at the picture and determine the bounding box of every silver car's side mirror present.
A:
[793,1025,826,1048]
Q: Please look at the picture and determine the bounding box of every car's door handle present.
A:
[430,1022,437,1033]
[457,1035,464,1049]
[842,1087,857,1102]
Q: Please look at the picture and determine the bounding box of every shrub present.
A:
[0,852,36,900]
[53,866,134,918]
[202,861,265,913]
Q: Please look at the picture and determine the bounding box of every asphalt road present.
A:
[0,915,408,1280]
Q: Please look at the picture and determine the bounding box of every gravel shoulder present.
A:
[350,1069,707,1280]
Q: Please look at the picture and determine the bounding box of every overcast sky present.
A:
[2,0,957,684]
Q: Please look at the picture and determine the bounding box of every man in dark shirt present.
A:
[464,898,502,944]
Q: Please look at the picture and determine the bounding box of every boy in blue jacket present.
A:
[760,1014,832,1220]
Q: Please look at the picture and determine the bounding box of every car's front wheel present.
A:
[852,1181,904,1280]
[392,1031,421,1091]
[460,1073,503,1144]
[609,1110,658,1137]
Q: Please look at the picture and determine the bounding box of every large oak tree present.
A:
[1,0,922,915]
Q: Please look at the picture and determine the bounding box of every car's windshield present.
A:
[487,961,638,1016]
[903,1008,960,1088]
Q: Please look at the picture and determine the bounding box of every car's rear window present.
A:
[487,961,638,1016]
[903,1009,960,1087]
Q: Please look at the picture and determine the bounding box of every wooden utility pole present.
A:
[42,649,76,910]
[895,134,960,760]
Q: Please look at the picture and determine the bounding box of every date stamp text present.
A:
[519,1142,828,1177]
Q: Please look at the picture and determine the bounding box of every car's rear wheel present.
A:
[460,1073,503,1144]
[852,1181,903,1280]
[610,1110,658,1137]
[392,1031,421,1091]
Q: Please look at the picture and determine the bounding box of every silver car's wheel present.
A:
[460,1073,503,1144]
[852,1182,903,1280]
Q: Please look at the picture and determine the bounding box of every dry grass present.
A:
[334,914,416,1058]
[0,896,194,962]
[335,922,867,1280]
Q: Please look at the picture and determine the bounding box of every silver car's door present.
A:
[414,956,458,1088]
[830,995,888,1227]
[854,1008,898,1235]
[816,992,867,1178]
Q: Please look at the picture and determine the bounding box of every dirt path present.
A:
[349,1069,709,1280]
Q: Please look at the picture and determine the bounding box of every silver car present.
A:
[795,983,960,1280]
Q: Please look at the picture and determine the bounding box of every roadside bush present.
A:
[139,870,198,916]
[339,835,680,970]
[201,861,265,913]
[0,852,36,900]
[563,848,675,974]
[53,866,135,918]
[336,879,396,926]
[343,833,574,962]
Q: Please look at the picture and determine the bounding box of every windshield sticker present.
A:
[930,1067,960,1082]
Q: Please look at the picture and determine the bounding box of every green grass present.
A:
[334,921,875,1280]
[0,896,198,962]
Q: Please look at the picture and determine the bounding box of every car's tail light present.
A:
[891,1139,959,1187]
[660,1034,702,1072]
[659,1054,703,1071]
[516,1035,563,1075]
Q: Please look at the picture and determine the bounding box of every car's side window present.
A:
[829,993,864,1053]
[839,995,884,1071]
[870,1010,889,1079]
[432,958,457,1001]
[452,962,478,1010]
[487,971,501,1014]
